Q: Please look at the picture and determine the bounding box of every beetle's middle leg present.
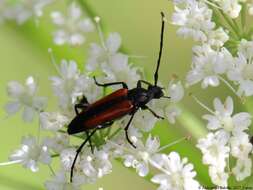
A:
[124,113,137,148]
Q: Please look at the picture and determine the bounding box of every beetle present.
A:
[68,12,169,182]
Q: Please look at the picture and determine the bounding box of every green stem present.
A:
[212,8,238,40]
[177,105,207,139]
[219,10,241,39]
[241,3,246,30]
[108,128,122,140]
[51,154,60,158]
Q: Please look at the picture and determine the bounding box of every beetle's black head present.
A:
[148,85,164,99]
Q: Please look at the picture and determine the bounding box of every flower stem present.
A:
[158,135,190,152]
[108,128,122,140]
[0,160,22,166]
[48,164,56,176]
[219,9,241,39]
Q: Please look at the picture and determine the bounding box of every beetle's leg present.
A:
[124,113,137,148]
[137,80,153,88]
[85,131,94,153]
[143,105,164,120]
[93,76,128,89]
[70,129,97,183]
[74,96,89,115]
[74,103,89,115]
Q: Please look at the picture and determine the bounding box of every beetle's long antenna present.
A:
[154,12,165,86]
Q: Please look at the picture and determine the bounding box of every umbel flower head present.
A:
[5,76,47,122]
[196,96,253,185]
[2,0,53,24]
[9,136,51,172]
[151,152,200,190]
[51,2,94,46]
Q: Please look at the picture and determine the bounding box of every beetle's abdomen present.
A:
[84,100,134,128]
[67,88,133,134]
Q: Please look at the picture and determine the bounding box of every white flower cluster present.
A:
[5,76,47,122]
[173,0,253,98]
[51,2,94,46]
[107,135,200,190]
[0,0,53,24]
[171,0,253,188]
[197,97,252,186]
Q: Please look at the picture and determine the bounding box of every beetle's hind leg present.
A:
[85,131,94,153]
[70,129,97,183]
[93,76,128,89]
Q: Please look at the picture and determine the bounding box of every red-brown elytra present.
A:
[68,12,169,182]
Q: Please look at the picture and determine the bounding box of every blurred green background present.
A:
[0,0,252,189]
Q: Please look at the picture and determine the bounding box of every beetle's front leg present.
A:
[74,96,89,115]
[142,105,164,120]
[137,80,152,88]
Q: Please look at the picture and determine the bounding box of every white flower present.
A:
[9,136,51,172]
[227,40,253,96]
[168,80,184,103]
[86,32,122,71]
[72,75,102,103]
[44,133,70,153]
[86,32,140,88]
[51,2,94,46]
[207,27,229,48]
[165,105,182,124]
[5,76,47,122]
[50,60,80,111]
[60,148,77,171]
[60,148,112,185]
[232,158,252,181]
[208,166,228,187]
[123,135,160,177]
[151,152,200,190]
[80,149,112,182]
[45,170,81,190]
[197,131,230,168]
[186,45,232,88]
[230,132,252,159]
[202,96,251,136]
[40,112,69,131]
[4,0,53,24]
[131,111,158,132]
[216,0,242,18]
[172,0,215,42]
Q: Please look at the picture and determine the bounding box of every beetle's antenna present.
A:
[154,12,165,86]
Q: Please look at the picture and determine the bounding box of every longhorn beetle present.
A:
[68,12,169,182]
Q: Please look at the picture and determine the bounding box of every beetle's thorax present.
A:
[128,85,163,108]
